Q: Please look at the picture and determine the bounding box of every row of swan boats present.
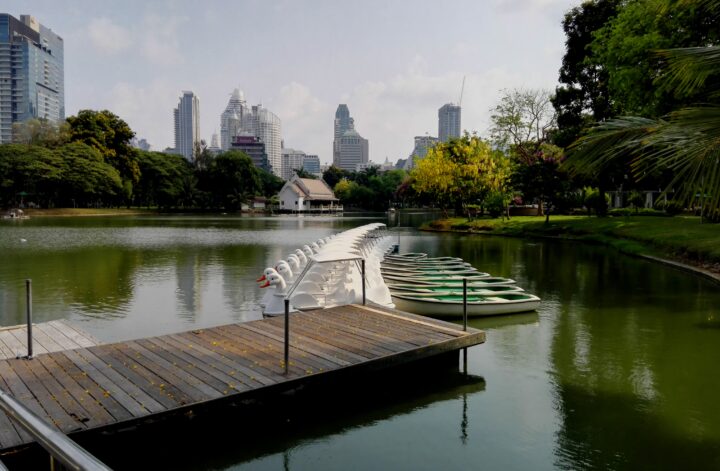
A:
[255,223,540,319]
[381,252,541,317]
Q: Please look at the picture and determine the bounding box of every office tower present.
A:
[334,129,369,172]
[281,148,307,180]
[438,103,461,142]
[208,132,221,154]
[406,135,439,169]
[219,88,282,176]
[332,104,368,171]
[302,154,321,176]
[174,91,200,161]
[220,88,250,150]
[0,14,64,143]
[230,135,270,172]
[247,105,281,176]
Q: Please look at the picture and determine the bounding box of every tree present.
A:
[66,110,140,186]
[551,0,619,148]
[293,167,317,179]
[564,0,720,218]
[322,165,351,189]
[12,119,70,147]
[490,88,556,161]
[135,151,193,208]
[410,135,511,217]
[207,151,261,210]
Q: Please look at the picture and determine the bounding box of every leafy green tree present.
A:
[551,0,619,148]
[135,151,193,208]
[293,167,317,179]
[12,118,70,147]
[257,169,284,198]
[55,142,123,207]
[66,110,140,187]
[206,150,261,210]
[322,165,351,188]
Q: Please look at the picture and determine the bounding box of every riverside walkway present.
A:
[0,304,484,452]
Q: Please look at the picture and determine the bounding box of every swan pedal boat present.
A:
[391,292,541,317]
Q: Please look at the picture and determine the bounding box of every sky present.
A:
[8,0,578,164]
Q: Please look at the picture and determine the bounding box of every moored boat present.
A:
[385,277,518,288]
[388,284,524,295]
[382,272,491,282]
[391,292,541,317]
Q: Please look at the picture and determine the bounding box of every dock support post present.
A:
[462,278,467,332]
[361,259,366,305]
[284,299,290,375]
[25,279,33,359]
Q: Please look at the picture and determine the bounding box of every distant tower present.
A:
[0,14,64,143]
[333,104,368,171]
[174,91,200,161]
[438,103,461,142]
[220,88,250,150]
[248,105,282,177]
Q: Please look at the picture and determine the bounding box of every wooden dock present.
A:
[0,304,485,452]
[0,320,98,360]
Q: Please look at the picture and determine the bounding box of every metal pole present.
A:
[25,279,33,359]
[361,259,366,305]
[284,299,290,375]
[462,278,468,332]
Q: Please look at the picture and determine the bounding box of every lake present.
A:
[0,213,718,470]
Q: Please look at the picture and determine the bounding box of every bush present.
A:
[450,222,471,230]
[608,208,668,217]
[657,199,683,215]
[583,188,611,215]
[485,192,506,218]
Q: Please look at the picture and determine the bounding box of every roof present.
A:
[282,175,338,201]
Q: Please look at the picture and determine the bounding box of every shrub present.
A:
[657,199,683,215]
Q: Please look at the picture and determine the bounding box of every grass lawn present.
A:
[422,215,720,268]
[22,207,158,217]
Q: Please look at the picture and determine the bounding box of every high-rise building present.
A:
[230,135,270,172]
[174,91,200,161]
[208,132,221,155]
[0,14,64,143]
[438,103,461,142]
[332,104,368,171]
[248,105,281,177]
[281,148,307,181]
[220,89,250,150]
[334,129,369,172]
[219,88,281,176]
[302,154,321,176]
[405,135,438,170]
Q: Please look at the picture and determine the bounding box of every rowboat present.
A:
[382,273,491,282]
[381,267,481,277]
[391,292,541,317]
[388,284,524,295]
[385,277,518,289]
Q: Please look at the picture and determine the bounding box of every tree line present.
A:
[0,110,284,210]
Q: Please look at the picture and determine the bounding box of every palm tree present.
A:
[564,18,720,217]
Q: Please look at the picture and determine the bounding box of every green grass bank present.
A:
[422,215,720,277]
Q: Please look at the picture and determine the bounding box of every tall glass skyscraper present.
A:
[174,91,200,161]
[332,104,368,171]
[438,103,461,142]
[0,14,64,143]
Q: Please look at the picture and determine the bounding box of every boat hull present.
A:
[391,294,541,317]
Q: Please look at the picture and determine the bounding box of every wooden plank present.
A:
[22,357,95,430]
[123,340,222,401]
[195,327,308,378]
[179,334,281,386]
[0,331,29,358]
[220,324,339,372]
[52,320,99,348]
[339,305,463,340]
[164,334,267,390]
[143,337,251,396]
[39,321,87,350]
[96,345,189,410]
[27,325,65,353]
[0,335,16,360]
[9,359,83,432]
[0,375,28,447]
[356,304,472,335]
[49,352,133,423]
[67,349,164,416]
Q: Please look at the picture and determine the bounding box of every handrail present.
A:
[0,388,112,470]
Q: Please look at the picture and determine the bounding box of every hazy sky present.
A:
[8,0,577,164]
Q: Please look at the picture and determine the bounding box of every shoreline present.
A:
[420,216,720,285]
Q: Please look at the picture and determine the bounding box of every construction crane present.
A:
[458,76,466,107]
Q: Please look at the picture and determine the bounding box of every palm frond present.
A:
[657,46,720,96]
[563,117,661,176]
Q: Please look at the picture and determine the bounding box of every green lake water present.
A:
[0,213,719,470]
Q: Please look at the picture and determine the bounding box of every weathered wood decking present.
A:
[0,320,98,360]
[0,304,485,452]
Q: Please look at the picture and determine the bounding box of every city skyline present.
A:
[5,0,577,162]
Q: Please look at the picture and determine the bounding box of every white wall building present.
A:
[278,174,340,212]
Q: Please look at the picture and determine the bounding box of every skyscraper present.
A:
[333,104,368,171]
[174,91,200,161]
[218,88,282,176]
[438,103,461,142]
[405,135,438,170]
[0,14,64,143]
